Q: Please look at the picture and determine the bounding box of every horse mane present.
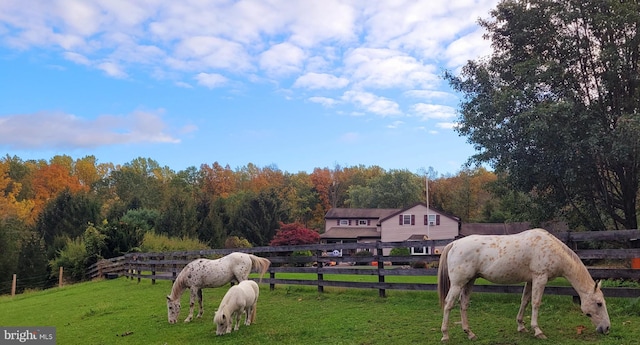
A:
[553,233,596,291]
[169,269,189,300]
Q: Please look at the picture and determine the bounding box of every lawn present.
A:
[0,277,639,345]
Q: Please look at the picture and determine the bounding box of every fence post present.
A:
[11,274,16,297]
[316,250,324,293]
[172,258,178,283]
[135,255,141,283]
[269,271,275,291]
[59,267,63,287]
[151,255,159,285]
[376,243,385,298]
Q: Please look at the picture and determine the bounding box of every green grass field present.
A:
[1,277,639,345]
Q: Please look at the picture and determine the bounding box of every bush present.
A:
[354,250,373,266]
[49,237,88,283]
[291,250,313,267]
[139,232,210,252]
[390,247,410,265]
[411,261,428,269]
[224,236,253,249]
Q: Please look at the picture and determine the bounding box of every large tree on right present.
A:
[447,0,640,230]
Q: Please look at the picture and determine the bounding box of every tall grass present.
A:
[139,232,210,252]
[0,277,639,344]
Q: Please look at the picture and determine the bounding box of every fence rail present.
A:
[87,230,640,298]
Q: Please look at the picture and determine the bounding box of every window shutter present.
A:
[337,219,340,225]
[348,219,352,226]
[367,219,371,226]
[424,215,428,225]
[411,215,415,225]
[399,215,402,225]
[436,215,441,225]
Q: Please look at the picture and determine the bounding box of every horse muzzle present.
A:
[597,325,610,334]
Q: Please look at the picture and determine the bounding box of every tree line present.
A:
[0,154,528,291]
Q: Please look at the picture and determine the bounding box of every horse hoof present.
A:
[535,333,547,339]
[440,337,449,342]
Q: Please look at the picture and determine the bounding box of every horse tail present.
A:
[251,302,257,323]
[437,242,452,309]
[249,254,271,283]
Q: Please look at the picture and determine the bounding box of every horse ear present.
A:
[595,279,602,292]
[166,295,171,301]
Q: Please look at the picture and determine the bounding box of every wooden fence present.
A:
[87,230,640,298]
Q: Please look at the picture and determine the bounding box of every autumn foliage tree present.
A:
[269,222,320,246]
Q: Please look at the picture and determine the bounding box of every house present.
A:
[321,203,460,255]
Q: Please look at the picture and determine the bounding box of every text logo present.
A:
[0,328,56,344]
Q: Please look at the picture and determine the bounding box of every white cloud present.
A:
[56,0,101,37]
[63,52,90,65]
[97,61,128,78]
[0,110,180,149]
[175,36,252,72]
[437,122,459,130]
[445,27,493,69]
[293,72,349,89]
[195,73,228,88]
[387,121,404,129]
[175,81,193,88]
[405,89,456,100]
[308,96,339,107]
[412,103,456,120]
[344,48,438,89]
[259,42,306,77]
[342,91,402,116]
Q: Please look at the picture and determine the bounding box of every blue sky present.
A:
[0,1,498,176]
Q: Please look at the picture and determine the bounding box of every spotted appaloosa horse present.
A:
[213,280,260,335]
[437,228,610,341]
[166,252,270,324]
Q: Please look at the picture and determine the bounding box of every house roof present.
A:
[319,227,380,239]
[324,208,399,220]
[379,202,460,223]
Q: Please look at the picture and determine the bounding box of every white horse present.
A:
[213,280,260,335]
[438,228,610,341]
[166,252,270,324]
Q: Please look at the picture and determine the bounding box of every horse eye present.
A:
[597,302,603,307]
[586,313,592,317]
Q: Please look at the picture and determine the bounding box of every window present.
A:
[399,214,414,225]
[358,219,368,226]
[411,246,428,255]
[424,214,440,226]
[339,219,349,225]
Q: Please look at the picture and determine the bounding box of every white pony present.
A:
[438,228,610,341]
[166,252,270,324]
[213,280,260,335]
